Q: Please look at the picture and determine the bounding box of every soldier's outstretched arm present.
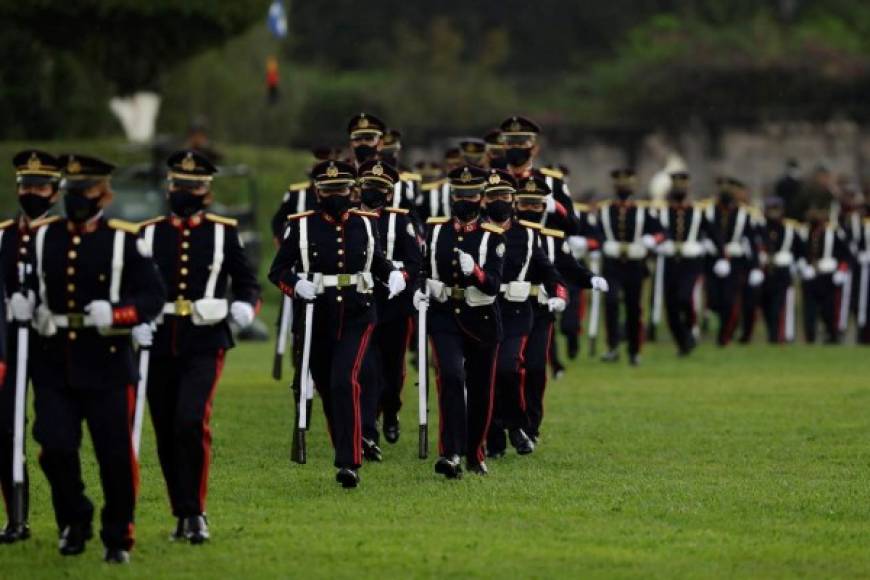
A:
[555,240,594,289]
[269,222,302,296]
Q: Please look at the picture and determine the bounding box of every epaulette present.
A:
[636,200,652,208]
[287,210,314,221]
[864,216,870,224]
[518,219,543,231]
[427,216,450,225]
[481,223,505,235]
[288,180,311,191]
[421,179,447,191]
[539,167,564,180]
[350,209,378,218]
[696,198,714,207]
[138,216,166,228]
[205,213,238,227]
[0,219,14,230]
[385,207,409,215]
[648,200,667,210]
[30,215,61,229]
[541,227,565,239]
[573,203,590,212]
[400,172,422,182]
[783,218,801,227]
[108,219,140,234]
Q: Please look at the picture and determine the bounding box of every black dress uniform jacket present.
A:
[270,181,317,241]
[372,207,422,322]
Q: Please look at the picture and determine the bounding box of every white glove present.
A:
[9,291,35,322]
[294,278,317,300]
[85,300,113,329]
[642,234,658,250]
[591,276,609,293]
[657,240,675,256]
[456,249,475,276]
[547,297,566,313]
[713,259,731,278]
[132,323,154,348]
[567,236,588,254]
[545,195,556,214]
[413,289,429,311]
[230,301,255,327]
[387,270,407,299]
[859,251,870,265]
[748,268,765,287]
[35,304,57,336]
[801,264,816,280]
[832,269,848,286]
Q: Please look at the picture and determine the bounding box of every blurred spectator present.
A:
[776,158,802,219]
[796,163,836,222]
[185,116,224,164]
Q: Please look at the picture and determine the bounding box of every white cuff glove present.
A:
[859,251,870,265]
[748,268,765,287]
[591,276,609,293]
[35,304,57,337]
[642,234,658,250]
[713,259,731,278]
[801,264,816,281]
[10,291,35,322]
[456,249,475,276]
[132,323,154,348]
[832,270,848,286]
[387,270,407,299]
[567,236,588,255]
[230,301,255,327]
[545,195,556,214]
[657,240,675,256]
[294,278,317,300]
[85,300,113,329]
[413,289,429,311]
[547,297,567,313]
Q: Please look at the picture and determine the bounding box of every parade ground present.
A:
[4,332,868,579]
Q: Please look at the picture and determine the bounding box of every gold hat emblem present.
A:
[488,172,501,185]
[67,157,81,174]
[358,115,370,129]
[27,152,41,171]
[510,118,521,132]
[181,152,196,172]
[525,180,537,192]
[326,163,339,178]
[460,168,473,183]
[372,163,384,176]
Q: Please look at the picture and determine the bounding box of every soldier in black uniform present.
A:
[459,139,487,168]
[29,154,165,563]
[269,160,407,488]
[414,165,505,478]
[656,172,722,356]
[354,160,421,447]
[135,150,261,543]
[0,150,63,543]
[756,197,804,343]
[415,161,448,223]
[483,129,508,170]
[481,171,567,460]
[597,169,662,365]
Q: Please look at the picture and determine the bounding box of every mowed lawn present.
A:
[2,333,869,579]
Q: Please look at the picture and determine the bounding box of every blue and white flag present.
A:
[267,0,288,39]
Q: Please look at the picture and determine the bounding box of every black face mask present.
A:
[489,157,508,170]
[719,191,734,204]
[360,187,387,209]
[505,147,532,167]
[485,200,513,222]
[616,187,633,201]
[517,209,544,223]
[669,190,688,203]
[451,199,480,222]
[169,189,206,218]
[353,144,378,163]
[380,153,397,167]
[64,191,101,224]
[19,192,54,220]
[320,193,352,218]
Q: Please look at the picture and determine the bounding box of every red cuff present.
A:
[112,306,139,326]
[653,233,665,243]
[401,270,409,282]
[554,202,568,217]
[0,362,6,387]
[279,281,295,298]
[254,298,264,315]
[838,262,849,272]
[471,264,486,285]
[555,284,568,300]
[587,238,600,250]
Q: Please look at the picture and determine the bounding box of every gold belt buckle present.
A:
[337,273,352,288]
[67,313,84,329]
[175,298,192,316]
[529,286,540,297]
[450,286,465,300]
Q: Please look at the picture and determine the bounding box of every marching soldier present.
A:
[269,160,407,488]
[858,208,870,344]
[656,172,722,356]
[414,165,504,478]
[483,129,508,170]
[135,150,261,543]
[597,169,662,365]
[0,150,63,543]
[29,154,165,563]
[379,128,422,222]
[459,139,487,168]
[355,160,422,447]
[733,179,766,343]
[483,171,567,460]
[756,197,804,343]
[415,161,449,223]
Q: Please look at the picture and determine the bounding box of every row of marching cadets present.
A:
[0,148,261,563]
[268,113,609,485]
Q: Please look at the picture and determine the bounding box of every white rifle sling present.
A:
[430,224,442,281]
[142,224,156,257]
[478,231,490,268]
[386,212,397,261]
[295,188,306,213]
[429,187,440,219]
[660,207,669,229]
[441,183,451,218]
[299,216,310,273]
[204,224,225,299]
[110,230,126,303]
[0,230,4,251]
[465,231,495,306]
[773,223,795,267]
[600,206,615,241]
[687,207,702,243]
[361,216,374,273]
[517,228,534,282]
[633,207,645,244]
[392,182,402,209]
[35,226,48,305]
[817,227,837,273]
[503,228,534,302]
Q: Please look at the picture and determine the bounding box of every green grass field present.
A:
[2,328,869,579]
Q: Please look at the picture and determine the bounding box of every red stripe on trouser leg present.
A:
[399,317,413,404]
[126,384,140,501]
[517,336,529,412]
[429,339,445,457]
[350,324,375,466]
[199,350,225,513]
[476,344,499,464]
[723,279,744,344]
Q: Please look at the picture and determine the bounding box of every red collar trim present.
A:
[453,218,480,233]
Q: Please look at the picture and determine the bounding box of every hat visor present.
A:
[350,129,383,139]
[17,174,58,187]
[316,180,354,192]
[449,186,484,198]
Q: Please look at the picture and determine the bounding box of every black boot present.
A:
[170,518,184,541]
[509,429,535,455]
[183,515,210,545]
[434,455,462,479]
[104,548,130,564]
[0,522,30,544]
[629,354,641,366]
[467,461,488,476]
[383,415,400,444]
[58,522,93,556]
[600,349,620,363]
[335,468,360,488]
[567,335,579,359]
[362,438,383,462]
[486,427,507,458]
